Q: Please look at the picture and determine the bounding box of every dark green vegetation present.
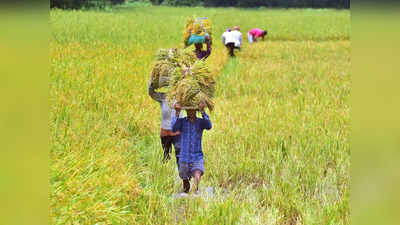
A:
[51,0,350,9]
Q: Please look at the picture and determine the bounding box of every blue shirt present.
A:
[171,112,212,163]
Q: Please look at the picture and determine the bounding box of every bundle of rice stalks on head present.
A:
[167,60,216,111]
[175,77,201,107]
[156,48,179,62]
[192,92,214,111]
[151,60,173,89]
[150,48,196,91]
[179,47,197,67]
[183,16,212,47]
[192,60,216,98]
[183,17,195,43]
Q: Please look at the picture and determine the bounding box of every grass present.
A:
[50,5,350,224]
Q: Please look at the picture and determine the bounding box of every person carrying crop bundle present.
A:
[171,101,212,194]
[148,78,183,167]
[184,17,212,60]
[248,28,268,43]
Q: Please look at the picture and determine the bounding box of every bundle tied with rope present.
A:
[183,16,212,47]
[150,48,197,91]
[167,59,215,111]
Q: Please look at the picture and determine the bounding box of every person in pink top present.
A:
[248,28,267,43]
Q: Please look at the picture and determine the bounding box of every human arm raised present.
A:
[148,77,165,102]
[199,101,212,130]
[171,103,183,132]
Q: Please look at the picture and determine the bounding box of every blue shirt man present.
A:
[171,111,212,163]
[171,102,212,193]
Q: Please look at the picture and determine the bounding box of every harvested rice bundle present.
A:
[183,16,212,46]
[167,60,215,111]
[150,60,175,89]
[191,91,214,111]
[191,60,215,97]
[183,17,195,43]
[156,48,181,64]
[150,48,196,90]
[179,47,197,66]
[175,77,201,107]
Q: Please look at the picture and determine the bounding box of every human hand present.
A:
[172,131,180,136]
[174,103,182,116]
[174,103,182,112]
[174,103,181,110]
[199,101,206,112]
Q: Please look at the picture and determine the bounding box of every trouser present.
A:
[248,32,255,43]
[175,147,180,168]
[225,42,235,56]
[160,136,180,168]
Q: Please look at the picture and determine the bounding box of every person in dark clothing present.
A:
[194,36,212,60]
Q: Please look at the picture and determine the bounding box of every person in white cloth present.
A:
[222,28,241,57]
[148,75,183,167]
[231,26,242,51]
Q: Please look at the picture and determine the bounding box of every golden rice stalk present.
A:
[179,48,197,66]
[199,18,212,35]
[167,59,215,111]
[174,77,201,107]
[190,91,214,111]
[183,17,194,42]
[193,22,203,34]
[151,48,197,90]
[151,60,174,88]
[151,62,161,80]
[183,16,212,46]
[191,60,216,97]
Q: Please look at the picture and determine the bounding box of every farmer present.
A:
[222,28,234,57]
[194,35,212,60]
[231,26,242,51]
[172,101,212,193]
[248,28,268,43]
[222,27,241,56]
[148,78,183,167]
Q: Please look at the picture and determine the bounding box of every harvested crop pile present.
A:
[150,48,197,90]
[167,59,215,111]
[183,16,212,47]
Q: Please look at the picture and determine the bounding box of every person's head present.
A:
[226,28,231,32]
[234,26,240,31]
[263,30,268,36]
[186,109,197,120]
[194,43,203,51]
